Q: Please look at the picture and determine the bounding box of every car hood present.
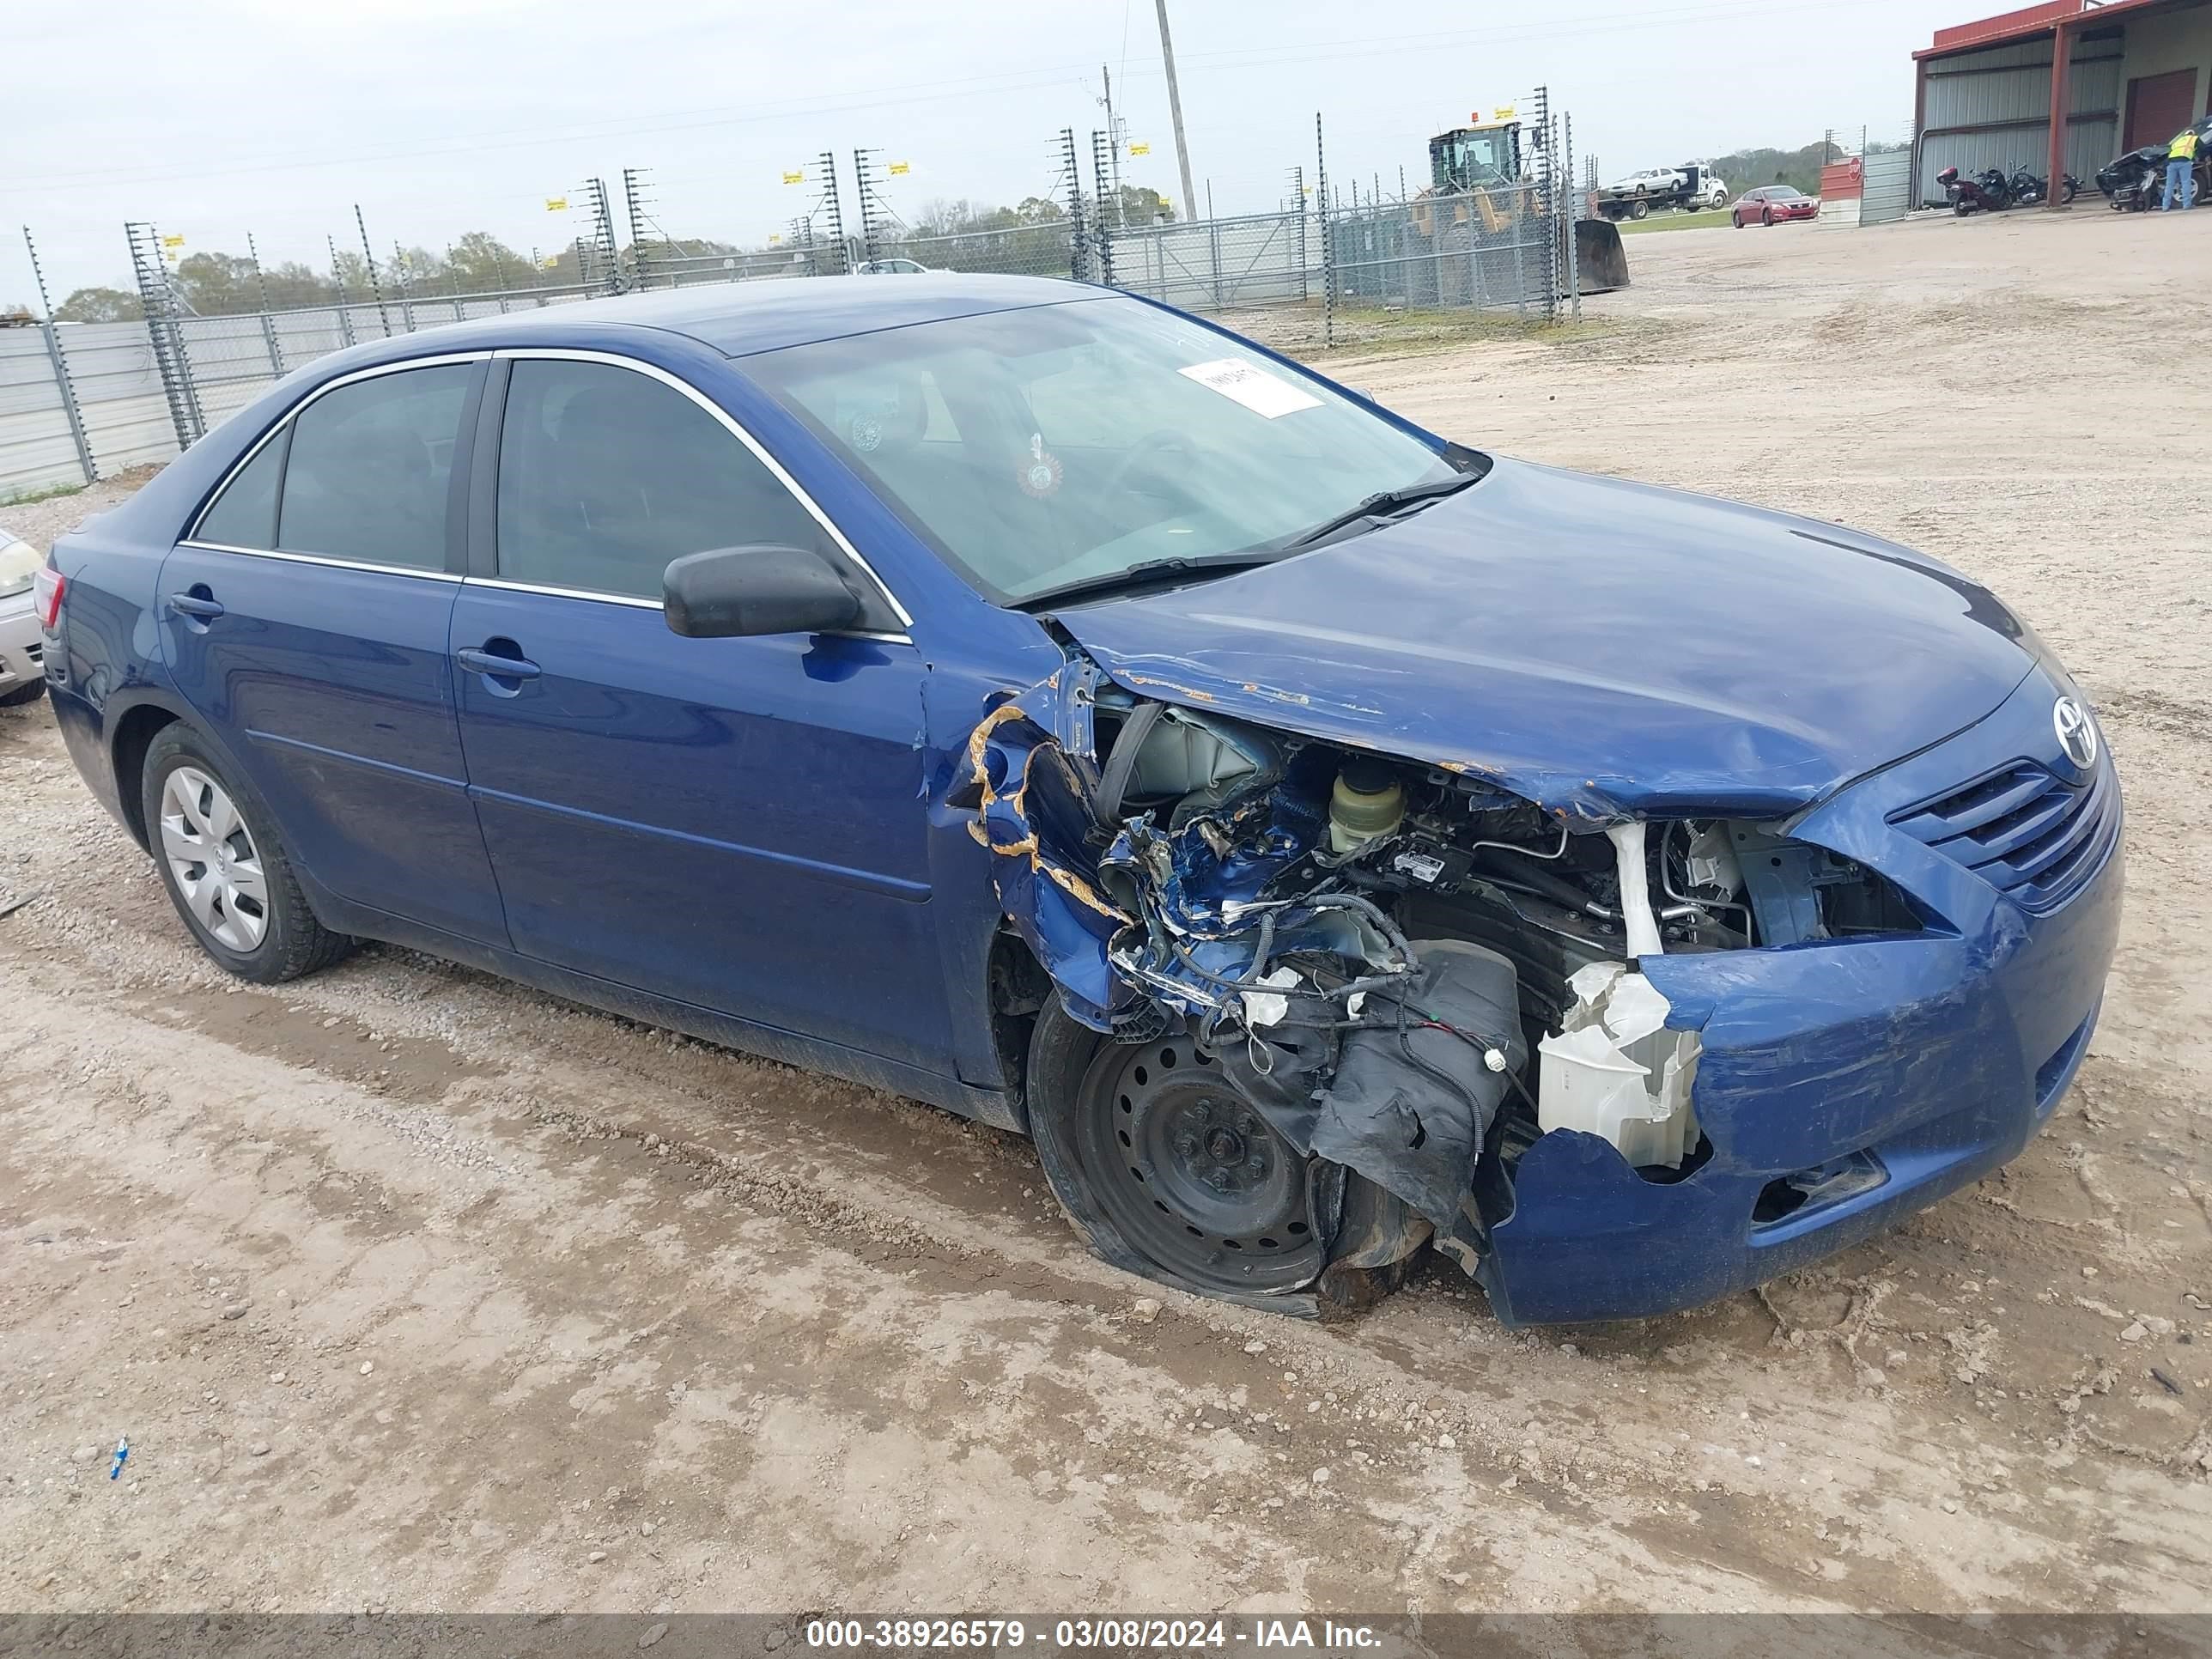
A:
[1049,458,2038,818]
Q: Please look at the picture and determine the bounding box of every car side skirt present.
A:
[297,872,1025,1135]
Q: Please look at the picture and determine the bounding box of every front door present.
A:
[448,352,951,1068]
[161,356,510,946]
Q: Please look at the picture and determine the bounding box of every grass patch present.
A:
[1236,300,1622,364]
[0,479,88,508]
[1617,208,1733,234]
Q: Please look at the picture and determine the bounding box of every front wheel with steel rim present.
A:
[1027,1001,1326,1304]
[140,723,353,983]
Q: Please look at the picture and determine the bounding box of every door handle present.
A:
[455,646,542,681]
[166,592,225,620]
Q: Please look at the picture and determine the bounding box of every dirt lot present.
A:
[3,210,2209,1618]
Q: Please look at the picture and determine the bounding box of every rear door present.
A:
[447,349,951,1066]
[160,355,510,945]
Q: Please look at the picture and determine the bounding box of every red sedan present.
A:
[1733,185,1820,227]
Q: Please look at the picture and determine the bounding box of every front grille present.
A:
[1889,757,2118,913]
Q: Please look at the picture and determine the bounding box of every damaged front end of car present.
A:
[966,647,1936,1322]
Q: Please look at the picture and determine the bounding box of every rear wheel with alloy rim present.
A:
[140,723,354,982]
[1028,1000,1327,1304]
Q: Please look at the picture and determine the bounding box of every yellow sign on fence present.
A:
[160,234,185,248]
[888,161,911,175]
[781,169,806,185]
[544,196,568,212]
[1128,142,1151,156]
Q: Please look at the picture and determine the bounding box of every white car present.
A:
[0,528,48,706]
[851,258,939,276]
[1605,167,1686,198]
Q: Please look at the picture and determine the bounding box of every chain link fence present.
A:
[1326,187,1553,316]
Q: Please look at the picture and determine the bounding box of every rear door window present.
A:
[277,363,473,569]
[494,358,827,600]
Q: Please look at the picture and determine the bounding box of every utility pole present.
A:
[1099,64,1127,225]
[1152,0,1197,225]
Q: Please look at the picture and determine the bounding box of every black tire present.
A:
[139,722,354,983]
[0,679,46,708]
[2062,179,2078,204]
[1026,999,1328,1309]
[1763,209,1775,227]
[1630,199,1650,221]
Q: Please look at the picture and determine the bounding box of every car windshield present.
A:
[744,296,1468,605]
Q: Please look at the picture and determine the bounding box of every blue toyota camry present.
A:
[33,276,2121,1325]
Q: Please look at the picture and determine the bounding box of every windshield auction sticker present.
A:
[1176,358,1323,418]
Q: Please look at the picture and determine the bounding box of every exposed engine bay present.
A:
[967,650,1923,1310]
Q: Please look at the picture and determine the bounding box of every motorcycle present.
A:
[1937,165,2013,216]
[2005,164,2079,206]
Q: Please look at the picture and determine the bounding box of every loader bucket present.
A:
[1574,217,1631,293]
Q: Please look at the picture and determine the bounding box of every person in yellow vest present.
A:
[2165,125,2200,211]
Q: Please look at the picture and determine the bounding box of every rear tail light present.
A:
[33,562,64,630]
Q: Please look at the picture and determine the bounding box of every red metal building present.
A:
[1911,0,2211,204]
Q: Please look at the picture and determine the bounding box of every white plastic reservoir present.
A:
[1536,961,1701,1169]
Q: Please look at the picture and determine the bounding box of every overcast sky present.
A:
[6,0,1959,302]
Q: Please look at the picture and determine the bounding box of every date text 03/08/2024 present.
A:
[803,1617,1384,1650]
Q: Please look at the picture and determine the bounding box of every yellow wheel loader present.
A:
[1412,112,1630,294]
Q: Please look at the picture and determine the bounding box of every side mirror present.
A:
[663,544,866,638]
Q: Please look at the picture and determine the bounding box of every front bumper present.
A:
[1477,670,2124,1326]
[0,598,42,695]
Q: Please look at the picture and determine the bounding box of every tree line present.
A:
[41,229,750,323]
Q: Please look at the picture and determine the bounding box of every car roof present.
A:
[325,271,1102,367]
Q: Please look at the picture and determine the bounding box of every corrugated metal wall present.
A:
[1918,33,2124,205]
[0,323,175,496]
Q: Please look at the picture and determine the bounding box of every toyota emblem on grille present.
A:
[2053,696,2098,769]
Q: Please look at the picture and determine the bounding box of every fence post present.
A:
[1062,129,1089,282]
[1564,113,1581,322]
[326,235,357,348]
[124,221,206,452]
[246,232,286,377]
[23,227,97,485]
[1316,113,1334,348]
[1090,131,1118,287]
[355,206,392,337]
[392,244,418,333]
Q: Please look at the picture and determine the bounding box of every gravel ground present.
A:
[2,210,2208,1617]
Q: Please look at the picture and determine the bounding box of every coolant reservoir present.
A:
[1328,758,1405,853]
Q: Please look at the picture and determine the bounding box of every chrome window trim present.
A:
[465,575,660,611]
[490,346,915,633]
[174,540,463,581]
[185,351,492,552]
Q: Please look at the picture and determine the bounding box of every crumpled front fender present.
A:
[965,665,1132,1029]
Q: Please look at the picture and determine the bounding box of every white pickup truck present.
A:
[1595,163,1729,220]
